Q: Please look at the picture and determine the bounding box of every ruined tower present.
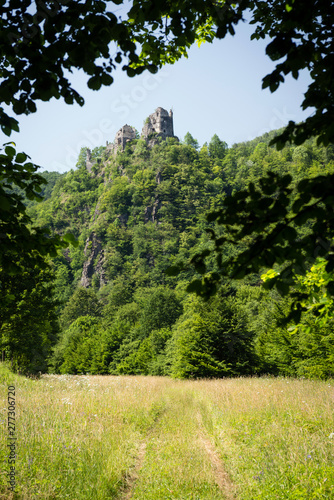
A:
[106,124,137,154]
[141,107,175,141]
[114,125,137,149]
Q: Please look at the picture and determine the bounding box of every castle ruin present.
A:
[141,107,175,140]
[87,107,177,169]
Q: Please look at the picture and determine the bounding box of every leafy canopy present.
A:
[0,142,74,273]
[189,172,334,312]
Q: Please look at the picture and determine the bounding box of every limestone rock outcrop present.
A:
[80,233,107,288]
[86,149,93,172]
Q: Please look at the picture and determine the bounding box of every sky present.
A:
[2,18,312,173]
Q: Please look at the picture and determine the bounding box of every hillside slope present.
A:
[5,123,334,377]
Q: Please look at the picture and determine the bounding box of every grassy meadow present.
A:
[0,363,333,499]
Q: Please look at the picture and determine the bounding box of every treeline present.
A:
[2,131,334,378]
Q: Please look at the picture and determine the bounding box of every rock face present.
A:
[144,197,161,223]
[141,107,175,140]
[80,233,107,288]
[86,149,93,172]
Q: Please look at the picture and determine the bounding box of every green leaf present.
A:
[125,66,136,77]
[5,145,16,159]
[87,76,102,90]
[1,126,11,136]
[186,279,203,293]
[63,233,78,247]
[193,261,206,274]
[101,73,114,86]
[27,100,37,113]
[15,152,27,163]
[165,264,183,276]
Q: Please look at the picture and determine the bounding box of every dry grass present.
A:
[197,377,334,499]
[0,366,333,499]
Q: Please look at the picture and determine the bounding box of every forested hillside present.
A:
[2,129,334,379]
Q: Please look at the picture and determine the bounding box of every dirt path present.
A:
[197,413,237,500]
[120,399,236,500]
[120,441,147,500]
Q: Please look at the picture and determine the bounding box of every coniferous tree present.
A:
[183,132,199,150]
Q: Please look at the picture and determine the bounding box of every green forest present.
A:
[2,128,334,380]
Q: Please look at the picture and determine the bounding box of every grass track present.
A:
[0,365,333,499]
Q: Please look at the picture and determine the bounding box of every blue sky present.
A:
[3,19,312,173]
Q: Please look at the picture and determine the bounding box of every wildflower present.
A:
[329,433,334,439]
